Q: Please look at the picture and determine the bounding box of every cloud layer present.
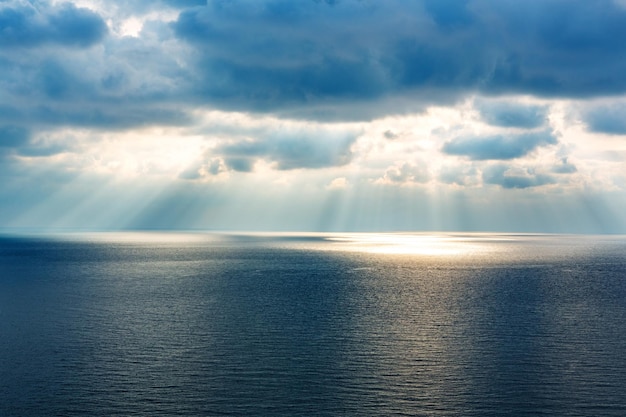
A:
[0,2,107,48]
[0,0,625,233]
[2,0,626,133]
[171,0,626,117]
[442,130,557,160]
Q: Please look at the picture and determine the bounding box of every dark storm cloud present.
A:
[483,165,556,189]
[583,103,626,135]
[171,0,626,116]
[217,130,357,170]
[0,2,107,48]
[442,130,557,160]
[476,101,548,128]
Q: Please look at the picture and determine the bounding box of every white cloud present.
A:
[327,177,349,189]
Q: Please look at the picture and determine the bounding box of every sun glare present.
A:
[92,130,206,178]
[326,233,488,256]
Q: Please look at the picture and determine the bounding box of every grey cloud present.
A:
[483,165,556,189]
[161,0,206,8]
[383,130,399,140]
[0,2,107,48]
[0,125,30,148]
[0,125,69,157]
[442,130,557,160]
[0,44,192,129]
[32,104,192,130]
[217,129,358,170]
[171,1,476,114]
[476,101,548,128]
[583,103,626,135]
[0,125,72,159]
[0,102,192,131]
[225,158,254,172]
[0,8,193,132]
[0,127,87,157]
[37,59,86,99]
[205,158,224,175]
[3,0,626,136]
[170,0,626,118]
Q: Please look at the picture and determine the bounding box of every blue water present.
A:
[1,233,625,416]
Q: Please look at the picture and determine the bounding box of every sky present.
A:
[1,0,625,233]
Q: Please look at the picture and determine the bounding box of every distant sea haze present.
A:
[1,232,626,416]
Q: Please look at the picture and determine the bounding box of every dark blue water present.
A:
[1,233,625,416]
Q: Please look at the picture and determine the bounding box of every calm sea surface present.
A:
[1,232,625,416]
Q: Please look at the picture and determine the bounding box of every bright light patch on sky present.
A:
[1,0,626,233]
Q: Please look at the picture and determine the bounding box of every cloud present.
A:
[0,2,108,48]
[216,128,358,170]
[379,162,430,185]
[169,0,626,118]
[327,177,349,190]
[383,130,399,140]
[552,157,577,174]
[476,100,548,128]
[224,157,255,172]
[33,104,192,129]
[179,157,226,180]
[0,100,192,132]
[442,130,557,160]
[0,16,192,132]
[161,0,206,8]
[439,165,479,186]
[423,0,474,29]
[2,0,626,135]
[0,125,30,149]
[583,102,626,134]
[0,125,67,157]
[483,164,556,189]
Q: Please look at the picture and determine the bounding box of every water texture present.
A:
[1,233,625,416]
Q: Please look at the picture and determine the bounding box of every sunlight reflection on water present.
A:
[43,231,621,261]
[1,232,626,416]
[325,233,496,255]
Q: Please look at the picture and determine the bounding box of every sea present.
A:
[1,232,625,416]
